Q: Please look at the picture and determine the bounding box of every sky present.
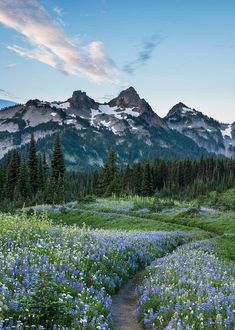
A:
[0,0,235,123]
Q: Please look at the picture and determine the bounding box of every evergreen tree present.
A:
[107,150,118,181]
[132,163,142,195]
[141,161,153,196]
[17,154,31,199]
[5,150,20,199]
[28,133,38,194]
[51,133,65,182]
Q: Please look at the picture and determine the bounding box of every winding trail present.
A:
[112,270,144,330]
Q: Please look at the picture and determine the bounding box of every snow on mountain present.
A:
[165,103,235,157]
[50,101,70,110]
[0,88,233,168]
[221,124,232,139]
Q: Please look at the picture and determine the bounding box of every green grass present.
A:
[197,188,235,211]
[214,235,235,262]
[130,212,235,235]
[48,195,235,263]
[49,209,210,240]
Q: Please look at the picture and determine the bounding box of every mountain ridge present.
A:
[164,102,235,157]
[0,99,17,110]
[0,87,234,169]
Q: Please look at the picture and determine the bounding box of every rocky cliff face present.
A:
[164,103,235,157]
[0,88,233,169]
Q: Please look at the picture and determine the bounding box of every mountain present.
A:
[164,102,235,157]
[0,99,17,110]
[0,87,207,169]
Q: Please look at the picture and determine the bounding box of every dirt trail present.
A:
[112,270,144,330]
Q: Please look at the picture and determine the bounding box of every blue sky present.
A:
[0,0,234,122]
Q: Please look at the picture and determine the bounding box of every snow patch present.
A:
[51,112,57,117]
[181,106,195,114]
[65,119,76,125]
[98,105,139,119]
[221,124,232,139]
[51,102,70,110]
[90,108,101,125]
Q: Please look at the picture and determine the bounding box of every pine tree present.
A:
[107,150,117,181]
[132,163,142,195]
[17,154,31,199]
[5,150,20,199]
[141,161,153,196]
[28,133,38,194]
[51,133,65,182]
[123,165,132,193]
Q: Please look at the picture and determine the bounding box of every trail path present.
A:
[112,270,144,330]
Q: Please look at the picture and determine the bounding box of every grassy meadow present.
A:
[0,190,234,328]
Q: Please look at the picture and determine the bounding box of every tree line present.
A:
[0,133,65,211]
[87,151,235,199]
[0,136,235,211]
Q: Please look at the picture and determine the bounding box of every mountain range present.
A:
[0,87,234,169]
[0,99,17,110]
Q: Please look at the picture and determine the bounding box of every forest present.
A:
[0,133,235,211]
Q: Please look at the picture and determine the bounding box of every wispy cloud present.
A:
[53,6,63,17]
[97,94,115,102]
[53,5,65,27]
[0,0,119,82]
[6,63,17,68]
[123,34,163,74]
[0,88,21,100]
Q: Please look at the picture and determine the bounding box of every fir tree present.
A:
[28,133,38,194]
[141,161,153,196]
[17,154,31,199]
[5,150,20,199]
[51,133,65,182]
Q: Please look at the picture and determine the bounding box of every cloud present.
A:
[0,0,119,82]
[97,94,115,102]
[123,34,163,74]
[0,88,21,100]
[6,63,17,68]
[53,6,63,17]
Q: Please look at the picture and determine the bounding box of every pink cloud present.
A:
[0,0,119,82]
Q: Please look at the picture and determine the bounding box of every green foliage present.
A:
[49,196,235,262]
[51,132,65,182]
[77,195,96,204]
[23,272,67,328]
[198,189,235,211]
[0,133,67,211]
[28,133,38,194]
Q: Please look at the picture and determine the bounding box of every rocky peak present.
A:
[166,102,196,118]
[108,87,167,129]
[68,90,98,110]
[108,86,143,109]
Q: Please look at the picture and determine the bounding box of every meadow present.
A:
[1,192,235,329]
[0,212,188,329]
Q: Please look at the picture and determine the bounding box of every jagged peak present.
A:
[175,102,189,108]
[119,86,139,97]
[165,102,196,118]
[108,86,142,109]
[68,89,97,110]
